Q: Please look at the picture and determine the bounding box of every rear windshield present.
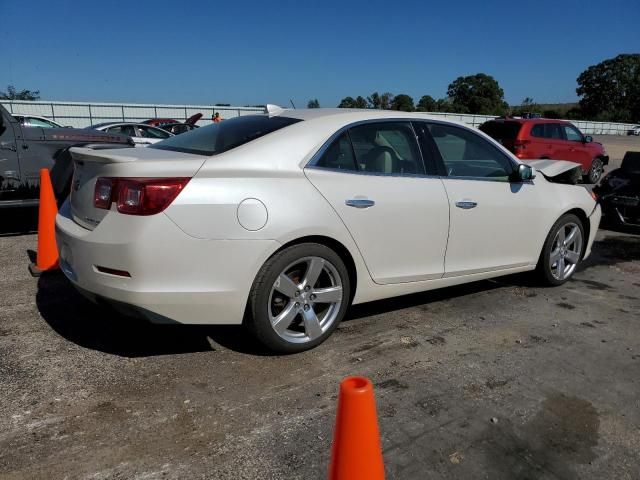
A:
[150,115,302,156]
[479,121,522,141]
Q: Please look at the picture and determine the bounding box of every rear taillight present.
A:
[513,139,530,150]
[93,177,190,215]
[94,177,115,209]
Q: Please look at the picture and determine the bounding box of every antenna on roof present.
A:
[265,104,285,116]
[289,99,296,109]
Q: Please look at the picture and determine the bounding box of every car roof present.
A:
[268,108,474,130]
[485,117,571,125]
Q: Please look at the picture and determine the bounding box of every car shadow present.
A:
[34,231,637,358]
[35,272,271,358]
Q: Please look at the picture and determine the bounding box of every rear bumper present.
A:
[55,201,279,325]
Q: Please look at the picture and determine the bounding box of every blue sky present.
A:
[1,0,638,107]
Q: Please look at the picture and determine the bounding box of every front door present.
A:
[558,123,591,172]
[0,112,23,202]
[424,122,548,276]
[305,121,450,284]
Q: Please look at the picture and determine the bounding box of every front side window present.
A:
[427,123,513,180]
[348,122,424,175]
[563,124,583,142]
[151,115,302,156]
[28,117,58,128]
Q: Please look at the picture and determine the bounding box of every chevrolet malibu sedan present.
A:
[56,107,601,353]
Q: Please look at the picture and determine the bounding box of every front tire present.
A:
[247,243,351,353]
[536,214,584,286]
[584,158,604,184]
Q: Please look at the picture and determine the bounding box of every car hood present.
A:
[521,159,582,184]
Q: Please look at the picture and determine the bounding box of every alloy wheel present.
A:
[268,256,343,344]
[549,222,583,281]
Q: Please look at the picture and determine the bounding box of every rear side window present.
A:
[315,133,358,171]
[348,122,425,175]
[545,124,563,139]
[530,124,545,138]
[478,121,522,141]
[151,115,302,156]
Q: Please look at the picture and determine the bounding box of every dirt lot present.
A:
[1,135,639,480]
[593,134,640,168]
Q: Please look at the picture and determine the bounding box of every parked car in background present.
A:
[13,114,64,129]
[159,112,203,134]
[594,151,640,227]
[479,118,609,184]
[628,125,640,136]
[160,123,199,135]
[86,122,173,146]
[56,108,600,353]
[0,103,132,207]
[144,113,202,128]
[143,118,179,127]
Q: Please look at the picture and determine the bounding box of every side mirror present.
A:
[516,164,536,181]
[584,135,593,143]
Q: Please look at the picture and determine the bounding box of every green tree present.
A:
[307,99,320,108]
[390,94,415,111]
[436,98,453,112]
[576,54,640,123]
[446,73,508,115]
[354,96,368,109]
[380,92,394,110]
[416,95,437,112]
[338,97,357,108]
[0,85,40,100]
[367,92,381,109]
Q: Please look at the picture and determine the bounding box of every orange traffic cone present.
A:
[328,376,385,480]
[28,168,60,276]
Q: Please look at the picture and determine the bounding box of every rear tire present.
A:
[584,158,604,184]
[536,214,585,286]
[246,243,351,353]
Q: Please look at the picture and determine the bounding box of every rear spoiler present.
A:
[70,146,138,164]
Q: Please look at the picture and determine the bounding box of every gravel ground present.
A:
[1,223,639,479]
[0,134,639,479]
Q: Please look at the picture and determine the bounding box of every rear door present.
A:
[545,123,567,160]
[0,110,22,201]
[305,121,450,284]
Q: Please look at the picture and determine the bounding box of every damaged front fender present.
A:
[521,159,582,184]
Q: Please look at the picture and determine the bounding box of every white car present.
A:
[56,107,601,353]
[87,122,173,146]
[628,125,640,136]
[13,114,64,128]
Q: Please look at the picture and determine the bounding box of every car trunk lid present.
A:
[69,146,206,230]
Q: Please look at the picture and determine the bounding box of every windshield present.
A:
[150,115,302,156]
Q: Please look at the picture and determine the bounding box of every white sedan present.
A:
[56,107,601,352]
[87,122,173,146]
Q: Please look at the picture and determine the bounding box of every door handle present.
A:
[345,199,375,209]
[455,199,477,209]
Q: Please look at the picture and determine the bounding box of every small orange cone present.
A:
[328,376,385,480]
[29,168,60,276]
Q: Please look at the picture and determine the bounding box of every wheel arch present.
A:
[562,207,590,258]
[273,235,358,303]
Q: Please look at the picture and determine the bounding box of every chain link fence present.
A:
[1,100,637,135]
